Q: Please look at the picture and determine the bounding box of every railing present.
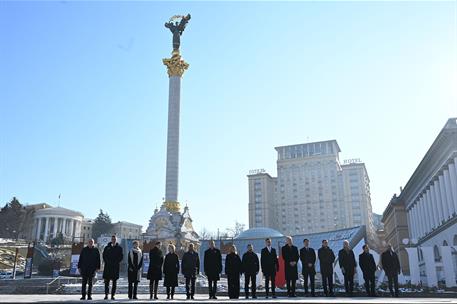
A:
[45,276,61,294]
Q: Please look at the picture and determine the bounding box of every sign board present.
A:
[69,254,80,276]
[249,169,266,175]
[23,244,34,279]
[343,158,362,165]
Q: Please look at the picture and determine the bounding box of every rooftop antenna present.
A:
[58,194,61,207]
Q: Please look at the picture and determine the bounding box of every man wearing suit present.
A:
[204,240,222,299]
[359,244,377,297]
[380,244,401,297]
[261,238,279,299]
[318,239,336,297]
[281,236,299,297]
[299,238,316,297]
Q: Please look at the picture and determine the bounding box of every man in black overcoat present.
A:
[281,236,299,297]
[181,243,200,300]
[147,241,163,300]
[318,239,335,297]
[299,238,316,296]
[380,244,401,297]
[102,235,123,300]
[242,244,259,299]
[204,240,222,299]
[359,244,377,296]
[78,238,100,300]
[338,240,357,296]
[260,238,279,298]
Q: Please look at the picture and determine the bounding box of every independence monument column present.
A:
[162,14,191,213]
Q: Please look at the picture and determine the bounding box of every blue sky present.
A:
[1,1,456,234]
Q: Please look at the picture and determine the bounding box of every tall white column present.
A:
[69,219,74,238]
[432,182,444,225]
[438,175,450,220]
[454,157,457,182]
[416,205,421,238]
[407,211,413,239]
[417,197,425,236]
[62,218,67,236]
[36,218,42,240]
[448,162,457,213]
[43,217,49,242]
[443,169,455,216]
[419,200,425,237]
[412,206,418,239]
[410,206,417,239]
[75,221,81,238]
[52,217,58,238]
[422,194,431,234]
[427,187,438,228]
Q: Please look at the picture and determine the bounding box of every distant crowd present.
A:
[77,235,401,300]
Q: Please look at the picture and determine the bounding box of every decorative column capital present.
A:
[163,53,189,77]
[163,200,181,213]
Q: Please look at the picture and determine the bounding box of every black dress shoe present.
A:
[272,295,277,298]
[191,296,194,300]
[87,297,92,300]
[80,296,86,300]
[104,295,108,300]
[111,296,115,300]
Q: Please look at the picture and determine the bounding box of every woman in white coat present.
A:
[127,240,143,299]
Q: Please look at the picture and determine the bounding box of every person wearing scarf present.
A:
[127,240,143,300]
[163,244,179,300]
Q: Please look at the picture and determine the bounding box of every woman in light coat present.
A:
[127,240,143,300]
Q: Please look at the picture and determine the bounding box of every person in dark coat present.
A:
[78,239,100,300]
[338,240,357,296]
[359,244,377,297]
[380,244,401,297]
[102,235,123,300]
[299,238,316,297]
[225,245,242,299]
[127,240,143,300]
[163,244,179,300]
[204,240,222,299]
[261,238,279,298]
[281,236,299,297]
[318,239,335,297]
[242,244,259,299]
[147,241,163,300]
[181,243,200,300]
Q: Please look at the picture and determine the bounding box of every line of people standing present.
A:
[77,235,401,300]
[281,237,401,298]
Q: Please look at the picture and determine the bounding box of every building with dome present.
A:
[33,206,84,242]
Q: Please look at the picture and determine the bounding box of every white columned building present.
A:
[399,118,457,280]
[34,207,84,242]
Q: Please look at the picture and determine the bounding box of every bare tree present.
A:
[198,227,216,240]
[226,221,245,238]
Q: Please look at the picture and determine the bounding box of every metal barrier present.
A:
[45,276,61,294]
